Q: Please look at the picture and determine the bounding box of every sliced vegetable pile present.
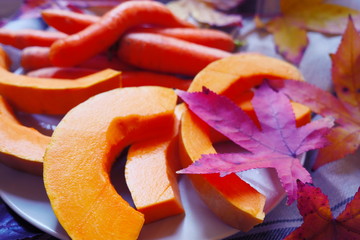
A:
[0,1,358,240]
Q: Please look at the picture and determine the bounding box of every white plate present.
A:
[0,146,294,240]
[0,82,298,240]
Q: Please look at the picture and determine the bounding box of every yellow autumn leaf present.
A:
[260,0,360,64]
[267,17,308,65]
[280,0,360,34]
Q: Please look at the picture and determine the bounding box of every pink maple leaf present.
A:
[176,82,334,205]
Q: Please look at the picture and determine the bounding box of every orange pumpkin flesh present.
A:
[0,46,121,114]
[126,137,184,224]
[44,87,177,240]
[125,104,185,224]
[0,95,50,175]
[179,109,266,231]
[188,53,304,100]
[180,53,311,231]
[234,90,311,128]
[209,90,311,145]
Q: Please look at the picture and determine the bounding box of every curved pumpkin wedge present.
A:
[43,86,177,240]
[180,53,310,231]
[125,104,185,224]
[209,90,312,143]
[188,53,305,100]
[0,95,50,175]
[0,46,121,114]
[179,109,266,231]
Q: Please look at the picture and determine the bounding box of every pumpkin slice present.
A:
[44,86,177,240]
[209,90,311,144]
[180,109,266,231]
[0,46,121,114]
[0,95,50,175]
[125,104,185,223]
[188,53,304,100]
[180,53,310,231]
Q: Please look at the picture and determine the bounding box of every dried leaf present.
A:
[330,17,360,107]
[284,181,360,239]
[267,17,308,65]
[271,18,360,169]
[167,0,242,27]
[176,82,334,204]
[264,0,360,64]
[280,0,360,34]
[202,0,245,11]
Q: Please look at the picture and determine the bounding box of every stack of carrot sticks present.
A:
[0,1,236,90]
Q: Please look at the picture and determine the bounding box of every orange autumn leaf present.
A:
[280,0,360,34]
[263,0,360,64]
[330,17,360,108]
[267,17,308,65]
[271,17,360,170]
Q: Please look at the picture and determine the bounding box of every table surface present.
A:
[0,1,359,240]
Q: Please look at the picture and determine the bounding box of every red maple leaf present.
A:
[176,81,333,204]
[284,181,360,239]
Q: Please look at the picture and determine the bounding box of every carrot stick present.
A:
[42,9,235,51]
[117,32,231,76]
[49,1,195,67]
[21,46,135,71]
[41,9,99,34]
[0,29,67,49]
[26,67,97,78]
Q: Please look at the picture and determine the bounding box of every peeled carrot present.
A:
[122,71,191,90]
[21,46,52,70]
[41,9,99,34]
[130,27,235,52]
[21,46,135,71]
[0,29,67,49]
[49,1,195,67]
[117,32,231,76]
[79,54,136,71]
[42,9,235,51]
[26,67,97,78]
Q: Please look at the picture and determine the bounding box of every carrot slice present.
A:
[44,86,177,240]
